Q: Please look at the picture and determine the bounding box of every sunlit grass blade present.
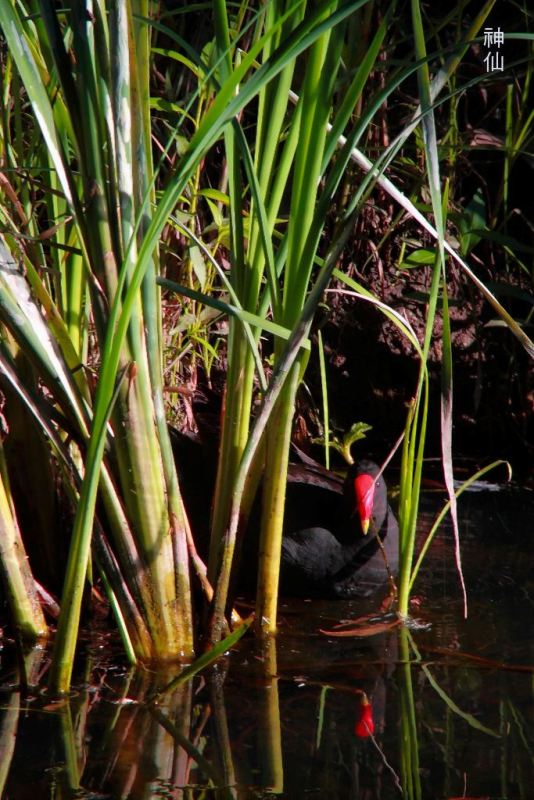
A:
[150,618,252,700]
[208,184,371,643]
[404,0,457,618]
[317,329,330,470]
[255,1,347,632]
[0,437,47,640]
[409,460,511,590]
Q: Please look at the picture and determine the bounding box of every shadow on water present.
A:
[1,487,533,799]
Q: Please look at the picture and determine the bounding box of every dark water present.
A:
[1,487,533,799]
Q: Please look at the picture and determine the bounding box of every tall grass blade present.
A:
[409,460,511,590]
[0,437,47,640]
[317,330,330,470]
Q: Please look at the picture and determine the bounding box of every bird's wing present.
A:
[282,528,345,581]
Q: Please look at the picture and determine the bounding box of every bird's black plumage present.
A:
[280,460,398,597]
[169,429,398,598]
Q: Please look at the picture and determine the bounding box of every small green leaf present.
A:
[402,248,436,266]
[198,187,230,205]
[151,47,202,78]
[326,422,373,465]
[189,245,207,289]
[458,189,486,255]
[204,197,223,229]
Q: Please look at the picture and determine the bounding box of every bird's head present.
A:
[345,460,383,536]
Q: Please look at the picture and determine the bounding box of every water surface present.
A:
[1,487,533,799]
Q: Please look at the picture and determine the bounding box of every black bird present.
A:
[170,429,398,598]
[280,460,398,598]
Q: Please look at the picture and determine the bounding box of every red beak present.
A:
[354,472,375,535]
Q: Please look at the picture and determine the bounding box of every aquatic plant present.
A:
[0,0,531,694]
